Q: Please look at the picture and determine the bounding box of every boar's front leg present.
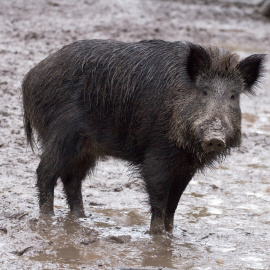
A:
[142,145,197,234]
[164,166,196,232]
[142,148,172,234]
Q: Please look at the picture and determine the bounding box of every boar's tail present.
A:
[23,113,35,152]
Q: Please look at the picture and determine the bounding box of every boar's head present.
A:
[169,43,266,164]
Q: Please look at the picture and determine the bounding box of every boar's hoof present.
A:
[202,138,226,153]
[149,216,165,235]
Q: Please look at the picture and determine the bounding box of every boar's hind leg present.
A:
[58,131,96,217]
[164,168,195,232]
[142,151,171,235]
[37,153,59,215]
[61,156,96,218]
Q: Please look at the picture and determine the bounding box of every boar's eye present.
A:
[230,94,235,100]
[203,90,208,96]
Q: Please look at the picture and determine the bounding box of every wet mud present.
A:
[0,0,269,269]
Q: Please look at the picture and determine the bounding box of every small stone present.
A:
[106,235,131,244]
[113,187,123,192]
[217,259,224,264]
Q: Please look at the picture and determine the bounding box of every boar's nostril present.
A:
[202,138,226,153]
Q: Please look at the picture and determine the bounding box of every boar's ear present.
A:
[238,54,267,92]
[186,44,211,82]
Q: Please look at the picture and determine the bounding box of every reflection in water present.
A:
[25,195,270,270]
[92,208,146,227]
[29,214,102,266]
[27,212,201,269]
[141,236,175,268]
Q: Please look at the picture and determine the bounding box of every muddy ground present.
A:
[0,0,269,269]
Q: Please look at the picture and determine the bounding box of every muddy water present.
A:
[0,0,270,269]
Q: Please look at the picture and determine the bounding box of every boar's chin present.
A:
[169,129,241,168]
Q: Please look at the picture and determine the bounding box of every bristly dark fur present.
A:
[22,39,266,234]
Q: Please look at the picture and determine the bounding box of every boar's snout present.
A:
[202,137,226,153]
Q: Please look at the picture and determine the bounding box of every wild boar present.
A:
[22,39,266,234]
